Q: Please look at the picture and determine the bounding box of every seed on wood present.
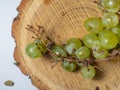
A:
[4,80,14,86]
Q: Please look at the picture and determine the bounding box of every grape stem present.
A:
[51,61,58,68]
[94,55,120,62]
[93,66,103,72]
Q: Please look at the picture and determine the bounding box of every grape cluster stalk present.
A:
[25,0,120,79]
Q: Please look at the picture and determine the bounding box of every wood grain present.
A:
[12,0,120,90]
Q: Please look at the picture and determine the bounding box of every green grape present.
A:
[99,30,118,49]
[118,37,120,45]
[62,61,77,72]
[26,43,42,58]
[34,39,47,53]
[66,38,82,55]
[83,33,100,49]
[51,45,67,58]
[102,13,119,28]
[93,48,109,59]
[84,17,103,33]
[110,25,120,45]
[97,0,106,11]
[81,65,96,79]
[101,0,120,13]
[77,62,84,68]
[110,25,120,36]
[75,46,90,60]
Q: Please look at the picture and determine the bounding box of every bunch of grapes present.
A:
[25,0,120,79]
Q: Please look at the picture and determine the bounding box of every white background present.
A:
[0,0,37,90]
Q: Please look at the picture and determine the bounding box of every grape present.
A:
[77,62,84,68]
[84,17,103,33]
[81,65,96,79]
[83,33,100,49]
[102,13,119,28]
[26,43,42,58]
[118,37,120,45]
[34,39,47,53]
[110,25,120,36]
[52,45,67,58]
[99,30,118,49]
[101,0,120,13]
[75,46,90,59]
[93,48,109,59]
[110,25,120,45]
[97,0,106,11]
[62,61,77,72]
[66,38,82,55]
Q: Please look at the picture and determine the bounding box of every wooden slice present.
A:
[12,0,120,90]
